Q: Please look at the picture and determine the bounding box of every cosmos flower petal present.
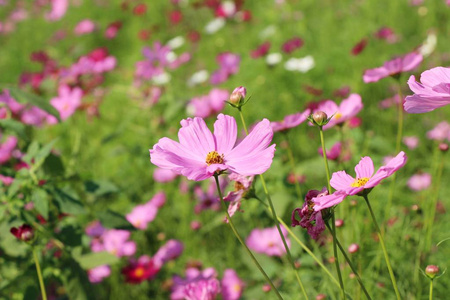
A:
[178,117,215,158]
[312,192,347,211]
[227,144,276,176]
[330,171,354,191]
[213,114,237,153]
[354,156,374,178]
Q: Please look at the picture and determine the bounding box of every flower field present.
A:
[1,1,450,299]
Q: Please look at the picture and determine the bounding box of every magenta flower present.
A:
[183,278,221,300]
[150,114,276,181]
[404,67,450,113]
[318,142,342,161]
[221,269,245,300]
[313,152,407,210]
[250,42,271,59]
[270,109,311,132]
[88,265,111,283]
[121,255,161,284]
[292,188,328,240]
[194,178,227,213]
[407,173,431,191]
[153,239,184,265]
[281,37,304,54]
[427,121,450,141]
[314,94,363,130]
[210,52,240,84]
[363,51,423,83]
[50,85,82,121]
[171,267,218,300]
[0,136,17,164]
[246,226,290,257]
[126,192,165,229]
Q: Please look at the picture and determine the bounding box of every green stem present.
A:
[238,109,308,298]
[253,196,341,288]
[363,195,401,300]
[325,223,373,300]
[284,133,303,199]
[260,175,309,299]
[319,126,346,299]
[213,175,283,300]
[429,280,433,300]
[33,248,47,300]
[384,82,404,221]
[425,150,446,251]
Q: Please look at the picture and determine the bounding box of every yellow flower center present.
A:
[233,284,241,292]
[351,177,370,187]
[234,181,244,191]
[134,267,145,278]
[205,151,224,165]
[334,112,342,120]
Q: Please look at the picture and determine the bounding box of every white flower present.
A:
[418,32,437,57]
[152,72,171,85]
[187,70,209,87]
[205,18,226,34]
[220,1,236,17]
[266,53,282,66]
[284,56,315,73]
[167,36,185,50]
[259,25,276,39]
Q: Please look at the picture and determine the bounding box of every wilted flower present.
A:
[246,226,290,256]
[150,114,276,181]
[291,188,328,239]
[405,67,450,113]
[10,224,34,242]
[313,152,407,210]
[363,51,423,83]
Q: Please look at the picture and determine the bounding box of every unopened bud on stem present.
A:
[229,86,247,106]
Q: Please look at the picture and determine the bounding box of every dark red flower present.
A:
[351,38,368,56]
[282,37,303,54]
[122,256,161,284]
[133,4,147,16]
[250,42,270,59]
[169,10,183,25]
[10,224,34,242]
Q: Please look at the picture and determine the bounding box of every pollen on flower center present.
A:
[334,112,343,120]
[134,267,145,278]
[351,177,370,187]
[234,181,244,191]
[205,151,224,165]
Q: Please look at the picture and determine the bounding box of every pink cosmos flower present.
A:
[292,188,328,239]
[314,94,363,130]
[187,89,228,118]
[46,0,68,21]
[270,109,311,132]
[88,265,111,283]
[363,51,423,83]
[404,67,450,113]
[0,174,14,186]
[153,167,178,183]
[171,267,218,300]
[210,53,240,84]
[104,21,122,39]
[246,226,290,257]
[224,173,254,220]
[183,278,221,300]
[221,269,245,300]
[85,220,106,237]
[313,152,407,210]
[153,239,184,265]
[403,136,419,149]
[318,142,342,161]
[379,94,401,109]
[427,121,450,141]
[407,173,431,191]
[50,85,82,121]
[0,136,18,164]
[97,229,136,257]
[74,19,95,35]
[126,192,166,229]
[150,114,276,181]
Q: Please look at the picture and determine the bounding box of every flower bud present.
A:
[425,265,439,278]
[348,243,360,253]
[190,220,202,231]
[309,111,329,126]
[316,294,327,300]
[262,284,271,293]
[229,86,247,105]
[10,224,34,242]
[439,143,449,152]
[335,219,344,227]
